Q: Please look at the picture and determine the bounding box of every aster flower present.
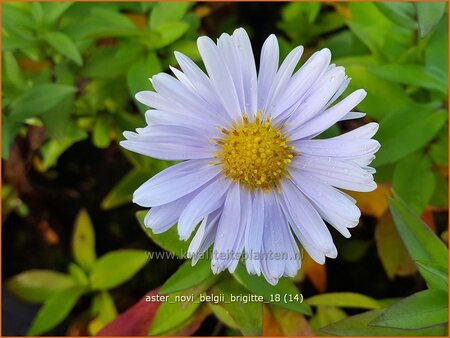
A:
[121,28,380,285]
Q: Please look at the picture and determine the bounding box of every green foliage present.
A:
[7,270,76,303]
[210,279,263,335]
[149,292,202,335]
[89,250,148,290]
[3,2,448,336]
[370,289,448,329]
[233,264,312,315]
[307,293,381,310]
[321,309,448,336]
[27,286,87,335]
[7,209,147,335]
[72,209,97,272]
[388,196,448,268]
[160,258,218,295]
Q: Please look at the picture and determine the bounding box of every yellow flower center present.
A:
[214,113,295,192]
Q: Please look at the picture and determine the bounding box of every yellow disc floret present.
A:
[214,113,295,192]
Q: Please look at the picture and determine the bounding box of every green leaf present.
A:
[149,291,201,335]
[151,22,190,49]
[392,153,436,214]
[321,309,448,336]
[415,260,448,291]
[430,171,448,209]
[388,196,448,269]
[72,209,97,272]
[27,286,86,335]
[208,303,239,329]
[374,110,447,166]
[126,52,162,112]
[371,289,448,329]
[309,306,347,334]
[7,270,75,304]
[91,291,118,325]
[137,210,190,258]
[233,264,312,315]
[40,90,75,140]
[430,128,449,166]
[68,263,89,286]
[375,2,417,30]
[160,258,218,295]
[37,123,87,171]
[1,115,22,159]
[369,64,447,94]
[101,169,148,210]
[307,292,381,309]
[90,249,148,290]
[347,3,412,61]
[3,51,26,90]
[11,84,77,122]
[426,15,448,76]
[31,3,44,25]
[210,279,262,336]
[41,2,73,24]
[93,116,112,149]
[344,65,419,120]
[375,214,417,279]
[44,31,83,66]
[82,45,142,79]
[149,2,192,29]
[416,2,447,37]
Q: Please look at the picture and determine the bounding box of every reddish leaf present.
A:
[97,289,162,336]
[97,288,209,336]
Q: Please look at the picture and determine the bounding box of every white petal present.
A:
[133,160,221,207]
[143,191,196,234]
[293,138,381,159]
[211,183,245,273]
[178,178,231,240]
[264,46,304,117]
[285,66,346,127]
[340,112,366,121]
[197,36,242,120]
[188,210,221,264]
[257,34,279,112]
[274,49,332,122]
[234,28,258,116]
[331,122,379,140]
[279,179,336,257]
[291,156,377,192]
[292,172,361,237]
[245,191,264,276]
[174,51,229,122]
[289,89,367,140]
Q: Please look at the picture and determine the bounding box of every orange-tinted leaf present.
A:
[262,305,282,336]
[124,13,147,28]
[346,183,391,218]
[270,305,315,336]
[375,213,417,279]
[303,253,327,293]
[421,207,436,231]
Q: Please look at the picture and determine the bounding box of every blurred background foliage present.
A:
[2,1,448,336]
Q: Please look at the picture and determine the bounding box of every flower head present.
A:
[121,28,380,285]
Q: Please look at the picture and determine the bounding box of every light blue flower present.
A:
[121,28,380,285]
